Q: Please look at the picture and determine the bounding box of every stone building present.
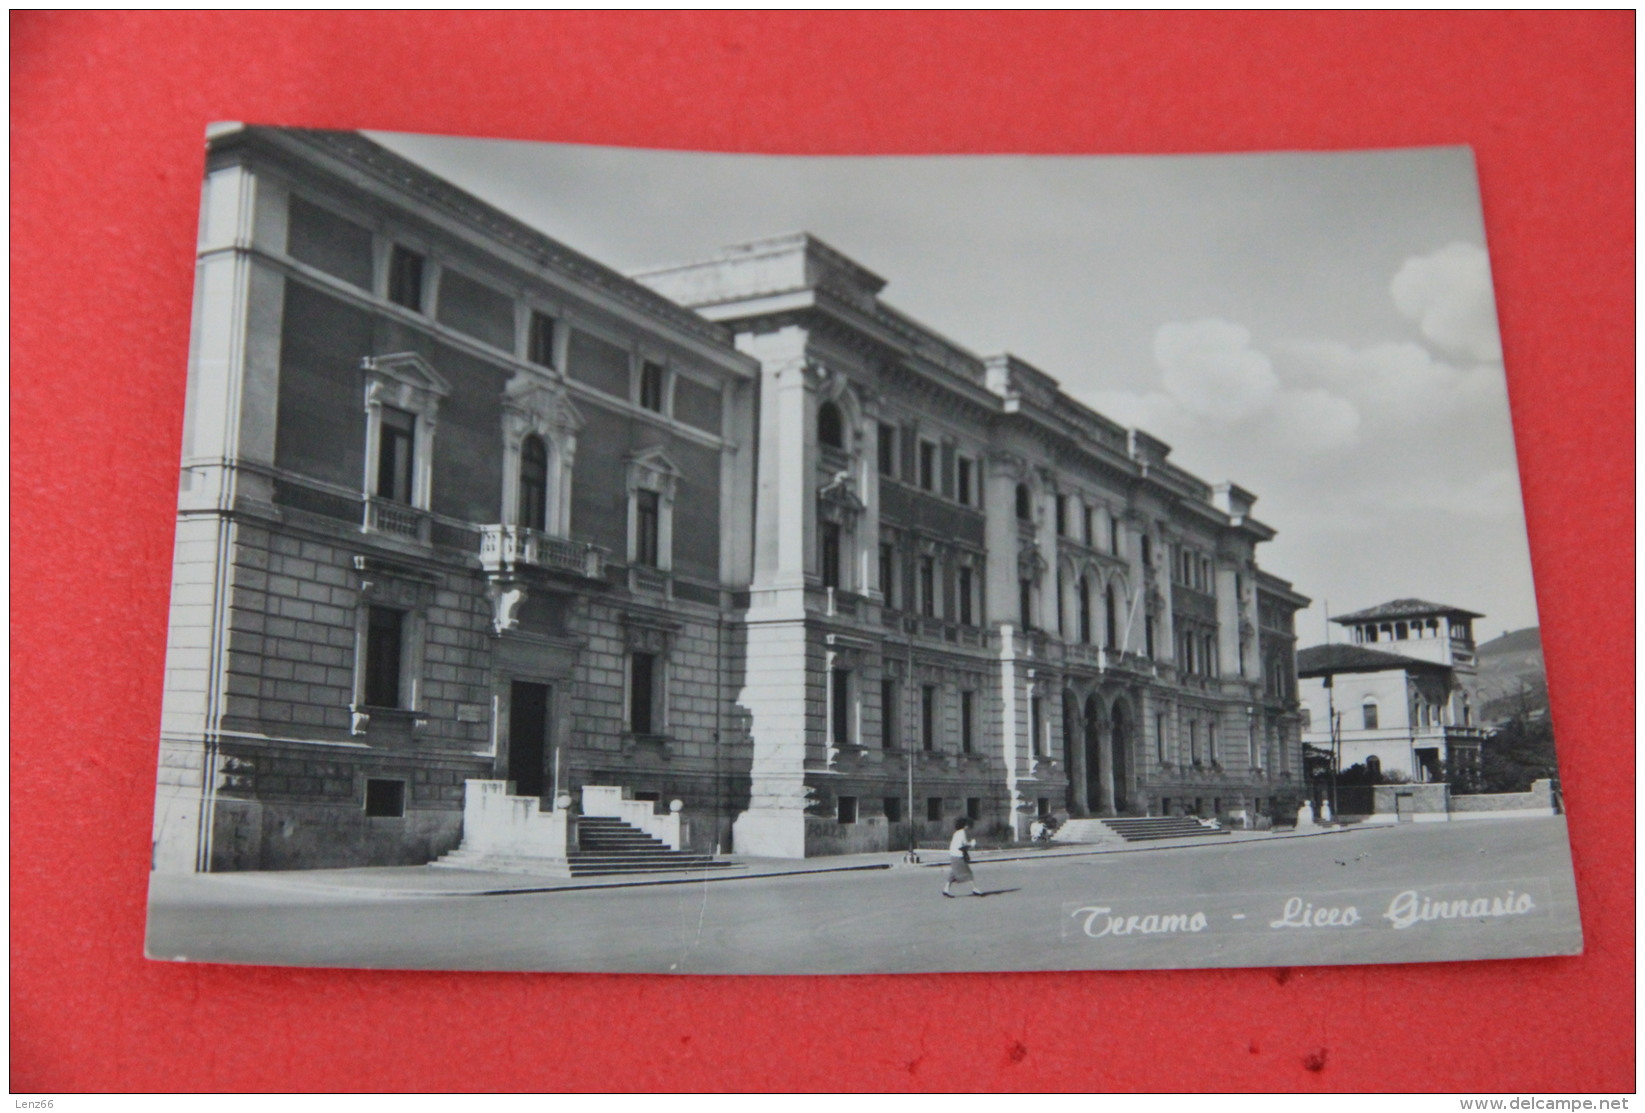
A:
[154,128,1311,871]
[637,233,1311,857]
[154,126,759,871]
[1297,599,1489,786]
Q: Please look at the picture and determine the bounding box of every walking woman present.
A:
[942,816,984,898]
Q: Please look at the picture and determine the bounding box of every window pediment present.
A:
[362,352,451,411]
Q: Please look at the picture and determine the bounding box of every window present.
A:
[957,565,974,625]
[364,778,406,818]
[1109,515,1120,555]
[527,311,557,368]
[1362,700,1379,730]
[918,440,937,491]
[831,668,853,746]
[884,797,902,822]
[1141,533,1152,567]
[362,353,449,538]
[881,678,898,748]
[960,691,975,754]
[956,457,973,505]
[818,400,845,448]
[1019,579,1034,630]
[1189,721,1200,764]
[966,797,982,821]
[1203,633,1216,676]
[1030,694,1044,757]
[921,686,937,751]
[1037,797,1051,818]
[1249,723,1261,768]
[878,423,896,476]
[927,796,943,822]
[820,522,842,589]
[920,557,936,617]
[1105,583,1119,649]
[363,606,405,708]
[1156,712,1167,763]
[630,652,659,734]
[879,542,896,608]
[1078,577,1092,644]
[1055,495,1068,536]
[634,489,661,568]
[387,245,426,311]
[836,796,858,825]
[518,434,549,531]
[375,406,416,504]
[639,360,667,413]
[1145,615,1156,658]
[1208,723,1219,763]
[1015,483,1031,521]
[1054,569,1065,635]
[1082,506,1094,546]
[1300,707,1312,731]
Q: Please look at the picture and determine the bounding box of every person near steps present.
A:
[942,816,983,898]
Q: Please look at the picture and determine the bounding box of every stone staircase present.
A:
[1049,815,1231,845]
[1101,815,1230,842]
[568,816,739,877]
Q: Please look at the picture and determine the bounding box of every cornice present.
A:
[223,126,736,352]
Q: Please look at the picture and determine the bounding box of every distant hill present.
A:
[1475,626,1548,724]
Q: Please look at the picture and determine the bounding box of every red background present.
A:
[11,12,1634,1093]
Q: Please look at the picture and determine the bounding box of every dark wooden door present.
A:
[508,681,551,798]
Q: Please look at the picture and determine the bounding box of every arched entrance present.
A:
[1110,697,1131,813]
[1084,694,1105,815]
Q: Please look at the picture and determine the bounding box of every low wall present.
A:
[1450,778,1555,820]
[1341,778,1556,824]
[461,780,570,858]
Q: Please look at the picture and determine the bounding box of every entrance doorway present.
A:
[1084,694,1104,813]
[1110,699,1130,812]
[508,681,552,799]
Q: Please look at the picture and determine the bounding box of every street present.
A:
[146,818,1582,974]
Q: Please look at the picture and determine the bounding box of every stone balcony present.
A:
[478,524,606,580]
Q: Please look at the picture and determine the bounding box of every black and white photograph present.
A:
[145,124,1579,975]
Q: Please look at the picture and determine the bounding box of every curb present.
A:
[212,860,895,900]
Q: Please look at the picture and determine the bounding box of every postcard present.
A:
[145,126,1577,973]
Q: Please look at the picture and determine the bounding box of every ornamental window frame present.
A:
[625,446,680,571]
[361,354,450,540]
[499,377,583,537]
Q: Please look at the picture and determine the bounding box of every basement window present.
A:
[364,778,406,818]
[837,796,858,825]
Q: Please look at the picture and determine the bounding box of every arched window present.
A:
[1015,483,1032,521]
[1105,583,1119,648]
[818,401,845,449]
[518,434,549,531]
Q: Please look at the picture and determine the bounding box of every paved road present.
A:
[146,818,1581,974]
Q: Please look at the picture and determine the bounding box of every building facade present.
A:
[1296,599,1489,787]
[154,127,759,871]
[154,129,1311,871]
[637,233,1311,857]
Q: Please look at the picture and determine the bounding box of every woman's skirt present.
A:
[947,856,974,882]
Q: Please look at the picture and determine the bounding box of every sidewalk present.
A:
[173,823,1367,901]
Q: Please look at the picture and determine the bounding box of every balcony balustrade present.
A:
[364,497,430,544]
[478,524,605,579]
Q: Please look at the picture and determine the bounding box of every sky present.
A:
[370,130,1541,643]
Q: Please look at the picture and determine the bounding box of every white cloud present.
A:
[1152,318,1279,422]
[1278,338,1499,429]
[1390,242,1503,362]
